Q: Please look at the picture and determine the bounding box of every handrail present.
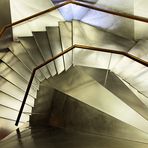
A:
[0,1,71,38]
[15,44,148,126]
[1,0,148,38]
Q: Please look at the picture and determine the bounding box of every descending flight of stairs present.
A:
[0,0,148,147]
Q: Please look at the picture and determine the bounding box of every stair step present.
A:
[0,118,23,141]
[0,91,32,113]
[59,21,73,70]
[113,40,148,97]
[0,105,29,123]
[0,61,37,98]
[1,127,31,143]
[9,41,41,87]
[19,37,50,80]
[72,20,135,69]
[72,20,135,49]
[0,118,26,140]
[120,79,148,108]
[10,0,64,38]
[47,66,148,133]
[1,51,39,89]
[33,31,57,76]
[1,126,148,148]
[0,77,35,106]
[46,26,65,74]
[77,66,148,120]
[1,127,53,145]
[33,86,55,112]
[47,88,148,143]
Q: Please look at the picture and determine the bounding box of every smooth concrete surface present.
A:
[58,1,134,39]
[32,86,55,113]
[91,0,134,39]
[0,91,32,113]
[73,21,135,50]
[77,66,148,120]
[33,31,57,76]
[30,77,148,143]
[1,51,38,87]
[52,0,98,4]
[134,0,148,39]
[57,3,90,21]
[0,105,29,123]
[48,89,148,143]
[10,0,64,38]
[47,66,148,133]
[9,42,41,87]
[0,0,12,49]
[0,76,34,106]
[113,40,148,97]
[0,118,23,140]
[0,61,37,98]
[72,21,135,69]
[19,37,50,79]
[0,127,148,148]
[30,83,55,126]
[120,79,148,108]
[0,49,9,59]
[59,21,73,70]
[46,27,65,74]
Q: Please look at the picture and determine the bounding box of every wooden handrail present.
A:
[15,44,148,126]
[75,44,148,67]
[0,1,71,38]
[1,0,148,38]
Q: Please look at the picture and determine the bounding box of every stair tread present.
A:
[33,31,57,76]
[1,51,40,89]
[113,40,148,97]
[1,126,148,148]
[46,26,65,74]
[10,0,64,38]
[0,76,35,106]
[72,20,135,69]
[59,21,73,70]
[31,80,148,143]
[46,66,148,133]
[0,61,37,98]
[19,36,50,80]
[0,91,32,110]
[0,105,29,123]
[32,86,55,113]
[9,41,41,87]
[77,66,148,120]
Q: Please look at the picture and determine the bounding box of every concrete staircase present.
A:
[0,0,148,147]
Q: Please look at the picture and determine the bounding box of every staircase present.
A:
[0,0,148,147]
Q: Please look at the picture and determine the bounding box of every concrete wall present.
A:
[49,90,148,143]
[134,0,148,40]
[0,0,12,49]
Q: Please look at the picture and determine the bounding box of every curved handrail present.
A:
[1,0,148,38]
[15,44,148,126]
